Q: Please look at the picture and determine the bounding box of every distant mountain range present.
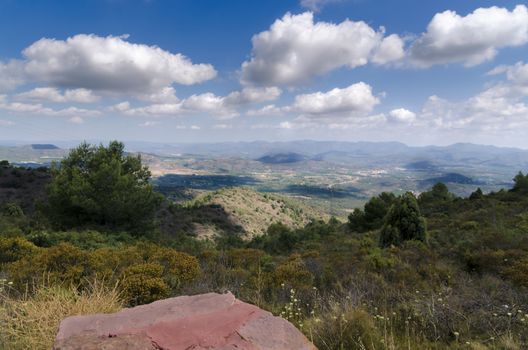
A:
[124,140,528,165]
[0,144,65,164]
[2,140,528,176]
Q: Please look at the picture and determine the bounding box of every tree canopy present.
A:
[348,192,396,232]
[379,192,427,247]
[47,141,163,233]
[418,182,456,215]
[512,171,528,193]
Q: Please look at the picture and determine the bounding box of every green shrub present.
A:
[0,236,40,265]
[149,247,200,290]
[274,254,314,291]
[120,263,169,306]
[379,192,427,248]
[7,243,93,288]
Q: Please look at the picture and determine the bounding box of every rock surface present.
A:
[54,292,316,350]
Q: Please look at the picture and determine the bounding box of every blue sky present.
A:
[0,0,528,147]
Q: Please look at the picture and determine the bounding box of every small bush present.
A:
[7,243,92,288]
[0,236,40,265]
[120,263,170,306]
[149,247,201,290]
[305,304,383,350]
[274,254,314,291]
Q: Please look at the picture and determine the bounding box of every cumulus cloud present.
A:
[182,93,224,111]
[246,104,284,116]
[22,34,217,93]
[119,87,281,118]
[241,12,404,86]
[138,87,180,103]
[420,62,528,133]
[121,102,183,116]
[110,101,131,112]
[372,34,405,65]
[292,82,380,116]
[224,87,281,105]
[0,96,100,117]
[0,60,25,92]
[16,87,99,103]
[504,61,528,89]
[388,108,416,123]
[410,5,528,67]
[251,82,383,130]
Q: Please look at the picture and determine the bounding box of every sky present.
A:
[0,0,528,147]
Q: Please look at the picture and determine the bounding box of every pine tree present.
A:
[47,141,163,233]
[379,192,427,247]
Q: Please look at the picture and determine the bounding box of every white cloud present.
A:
[292,82,380,116]
[181,92,239,119]
[69,116,85,124]
[252,83,383,130]
[474,62,528,100]
[110,101,131,112]
[372,34,405,65]
[22,34,217,93]
[224,87,281,105]
[123,102,183,116]
[410,5,528,67]
[279,121,295,129]
[190,125,201,130]
[138,87,180,103]
[0,119,14,126]
[505,61,528,89]
[246,104,284,116]
[64,88,99,103]
[388,108,416,123]
[241,12,403,86]
[420,62,528,133]
[300,0,341,12]
[0,97,100,117]
[212,123,232,129]
[0,60,25,92]
[138,121,159,127]
[182,93,226,112]
[119,86,281,118]
[17,87,99,103]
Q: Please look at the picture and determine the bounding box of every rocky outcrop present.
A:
[54,292,316,349]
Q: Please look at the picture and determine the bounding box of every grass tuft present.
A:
[0,279,123,350]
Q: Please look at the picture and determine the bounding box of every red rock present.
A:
[54,292,316,350]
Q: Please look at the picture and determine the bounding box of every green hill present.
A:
[160,187,328,240]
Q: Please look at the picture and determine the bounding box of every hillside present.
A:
[0,162,51,214]
[256,152,306,164]
[0,145,65,165]
[160,187,328,240]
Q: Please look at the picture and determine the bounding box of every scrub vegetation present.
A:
[1,142,528,349]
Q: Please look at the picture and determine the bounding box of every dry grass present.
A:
[0,280,123,350]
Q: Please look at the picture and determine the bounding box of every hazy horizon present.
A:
[3,138,528,152]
